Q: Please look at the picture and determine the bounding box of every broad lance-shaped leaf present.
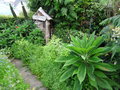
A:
[90,47,111,56]
[82,34,87,48]
[71,36,83,48]
[60,67,75,82]
[55,55,77,62]
[89,77,98,90]
[77,63,86,84]
[97,77,112,90]
[86,46,96,54]
[95,71,107,78]
[95,63,116,72]
[76,37,83,48]
[92,36,103,48]
[67,46,86,55]
[73,78,82,90]
[89,56,103,62]
[86,32,95,47]
[63,57,79,67]
[71,36,81,47]
[87,64,95,81]
[107,78,120,88]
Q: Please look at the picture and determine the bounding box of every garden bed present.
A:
[0,52,29,89]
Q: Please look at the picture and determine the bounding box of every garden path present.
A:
[11,59,47,90]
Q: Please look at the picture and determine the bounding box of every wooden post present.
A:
[45,20,50,43]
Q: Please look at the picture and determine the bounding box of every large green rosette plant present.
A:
[56,33,118,90]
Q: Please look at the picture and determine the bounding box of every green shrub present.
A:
[0,16,24,30]
[54,28,85,43]
[10,37,72,90]
[0,53,29,89]
[0,20,45,49]
[29,37,72,90]
[56,33,120,90]
[10,39,37,64]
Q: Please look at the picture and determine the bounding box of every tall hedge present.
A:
[28,0,106,32]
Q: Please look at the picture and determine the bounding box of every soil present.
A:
[11,59,47,90]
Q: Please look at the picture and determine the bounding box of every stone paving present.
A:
[11,59,47,90]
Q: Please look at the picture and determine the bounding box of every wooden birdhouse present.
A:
[32,7,52,43]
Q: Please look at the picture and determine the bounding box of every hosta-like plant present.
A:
[56,33,118,90]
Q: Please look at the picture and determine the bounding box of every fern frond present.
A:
[100,15,120,27]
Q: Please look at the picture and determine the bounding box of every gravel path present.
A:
[11,59,47,90]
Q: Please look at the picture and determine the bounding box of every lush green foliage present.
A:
[10,39,38,63]
[56,33,119,90]
[100,15,120,61]
[10,36,120,90]
[0,19,45,48]
[1,1,120,90]
[10,37,72,90]
[28,0,107,44]
[54,28,85,43]
[100,15,120,39]
[28,0,105,31]
[99,0,120,17]
[100,15,120,28]
[0,17,24,29]
[0,53,29,89]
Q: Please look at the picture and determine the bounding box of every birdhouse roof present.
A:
[32,7,52,21]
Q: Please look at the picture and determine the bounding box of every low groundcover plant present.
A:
[0,53,29,89]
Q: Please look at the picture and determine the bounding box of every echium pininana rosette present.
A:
[56,33,118,90]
